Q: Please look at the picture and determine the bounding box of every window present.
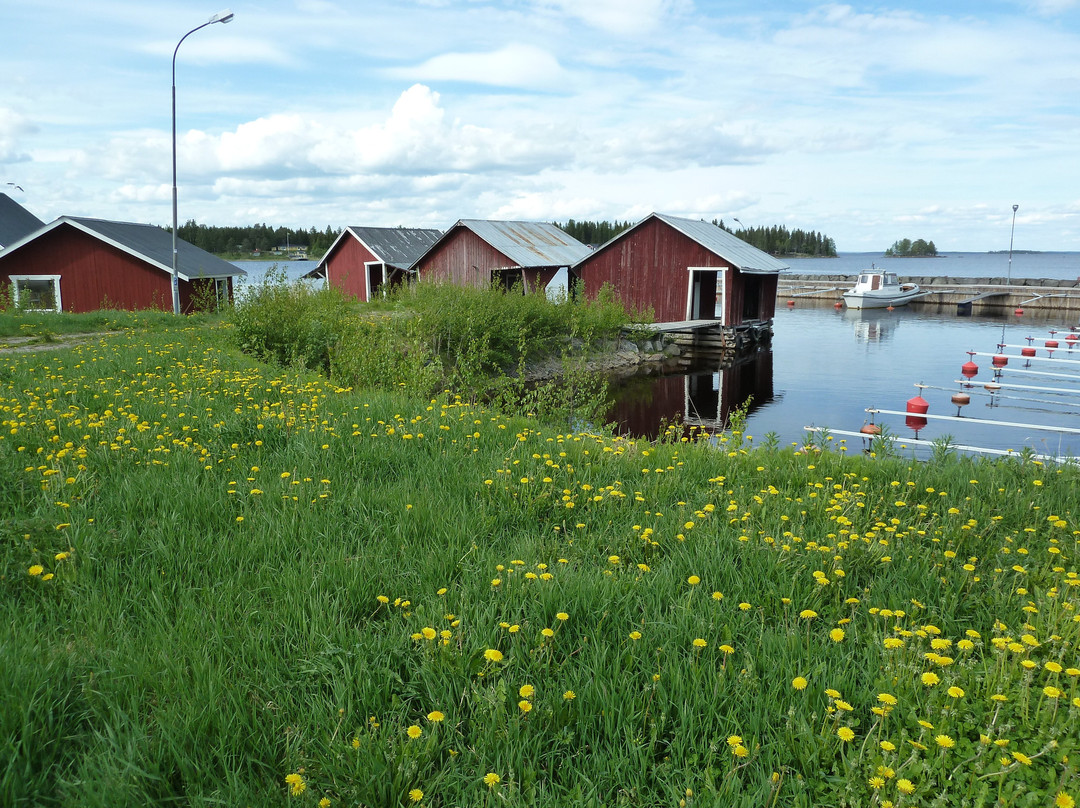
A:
[10,275,62,312]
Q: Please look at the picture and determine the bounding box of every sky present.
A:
[2,0,1080,252]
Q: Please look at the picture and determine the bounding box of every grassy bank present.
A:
[2,324,1078,807]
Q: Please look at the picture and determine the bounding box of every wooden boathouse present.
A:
[305,226,441,302]
[574,213,789,358]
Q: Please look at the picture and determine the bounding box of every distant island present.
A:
[885,238,937,257]
[987,249,1042,254]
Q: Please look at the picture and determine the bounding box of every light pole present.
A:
[172,9,234,315]
[1006,204,1019,286]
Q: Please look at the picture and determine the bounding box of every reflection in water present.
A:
[842,307,904,343]
[606,349,775,439]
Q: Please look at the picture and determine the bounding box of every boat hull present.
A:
[843,285,922,310]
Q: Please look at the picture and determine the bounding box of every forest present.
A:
[556,219,837,257]
[885,238,938,257]
[173,220,339,258]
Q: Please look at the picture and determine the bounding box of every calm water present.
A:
[786,251,1080,281]
[607,304,1080,458]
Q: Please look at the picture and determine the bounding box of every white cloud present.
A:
[385,44,569,89]
[0,108,36,163]
[535,0,686,36]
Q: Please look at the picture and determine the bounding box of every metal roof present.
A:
[349,226,442,269]
[579,213,789,274]
[0,193,45,248]
[0,216,244,281]
[436,219,591,268]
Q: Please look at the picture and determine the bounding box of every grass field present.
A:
[1,322,1078,807]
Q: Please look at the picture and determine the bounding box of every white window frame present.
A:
[10,275,63,312]
[686,267,726,324]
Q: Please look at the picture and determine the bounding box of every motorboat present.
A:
[842,270,923,309]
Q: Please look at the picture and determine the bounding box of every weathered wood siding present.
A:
[416,228,514,288]
[324,235,377,301]
[577,217,778,325]
[0,224,210,313]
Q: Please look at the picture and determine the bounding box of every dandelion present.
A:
[878,693,898,706]
[719,644,734,654]
[738,602,751,611]
[1046,661,1063,674]
[799,609,818,619]
[880,740,896,752]
[921,672,940,686]
[541,628,554,638]
[484,773,501,788]
[732,744,749,758]
[687,575,700,586]
[427,710,444,722]
[712,591,723,600]
[421,627,437,640]
[947,686,965,699]
[556,612,569,621]
[792,676,808,691]
[727,735,743,747]
[692,638,707,649]
[897,779,915,795]
[563,690,576,700]
[1044,686,1063,698]
[518,699,532,713]
[1012,751,1033,766]
[285,772,306,796]
[519,684,535,698]
[829,628,845,642]
[629,631,642,641]
[1054,793,1075,808]
[935,734,955,749]
[28,565,44,576]
[837,727,855,742]
[319,799,331,808]
[407,725,422,739]
[868,776,885,790]
[484,649,504,662]
[408,788,424,802]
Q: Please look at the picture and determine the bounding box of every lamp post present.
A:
[172,9,234,315]
[1006,204,1019,286]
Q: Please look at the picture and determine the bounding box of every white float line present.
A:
[952,379,1080,396]
[970,351,1080,366]
[866,408,1080,434]
[987,366,1080,381]
[802,427,1076,463]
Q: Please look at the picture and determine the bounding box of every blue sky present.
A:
[3,0,1080,250]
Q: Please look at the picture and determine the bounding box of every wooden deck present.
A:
[648,319,721,332]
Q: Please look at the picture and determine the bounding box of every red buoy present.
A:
[834,301,843,309]
[992,354,1008,368]
[1021,346,1036,357]
[1015,308,1024,316]
[860,423,882,436]
[961,354,979,379]
[1066,334,1078,347]
[905,414,928,433]
[1046,340,1059,349]
[906,394,929,415]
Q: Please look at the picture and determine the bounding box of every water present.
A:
[786,251,1080,282]
[607,304,1080,458]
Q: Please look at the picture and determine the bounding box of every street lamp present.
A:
[172,9,234,315]
[1006,203,1019,287]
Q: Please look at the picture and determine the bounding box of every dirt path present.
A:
[0,331,120,354]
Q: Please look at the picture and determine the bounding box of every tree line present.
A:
[553,219,635,245]
[885,238,937,257]
[713,221,837,257]
[173,220,339,258]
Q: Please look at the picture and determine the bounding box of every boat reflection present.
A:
[841,307,904,343]
[606,349,775,439]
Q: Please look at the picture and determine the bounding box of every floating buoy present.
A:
[860,423,882,436]
[905,414,928,433]
[951,392,970,415]
[961,351,978,379]
[984,381,1001,391]
[1066,333,1079,347]
[1021,346,1036,357]
[834,301,843,309]
[787,299,795,307]
[906,394,929,415]
[1014,308,1024,316]
[886,305,895,311]
[1046,340,1059,349]
[992,354,1008,368]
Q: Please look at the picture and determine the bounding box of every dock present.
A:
[778,274,1080,315]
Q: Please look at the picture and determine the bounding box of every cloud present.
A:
[385,43,569,89]
[534,0,687,36]
[0,108,36,163]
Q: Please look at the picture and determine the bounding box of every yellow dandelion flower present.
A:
[837,727,855,742]
[726,735,743,747]
[408,788,423,802]
[732,744,749,757]
[518,699,532,713]
[692,638,707,649]
[829,628,845,642]
[935,734,955,749]
[1012,751,1032,766]
[880,740,896,752]
[878,693,898,706]
[484,649,504,662]
[947,686,965,698]
[921,672,940,686]
[563,690,576,700]
[629,631,642,641]
[868,776,885,790]
[28,565,44,577]
[897,778,915,795]
[406,725,422,739]
[556,612,569,621]
[484,772,501,788]
[421,627,437,641]
[719,644,734,654]
[541,628,554,638]
[519,684,535,698]
[319,798,331,808]
[687,575,700,586]
[1046,661,1064,674]
[1044,685,1063,698]
[427,710,444,722]
[792,676,808,690]
[285,772,306,796]
[1054,793,1075,808]
[799,609,818,619]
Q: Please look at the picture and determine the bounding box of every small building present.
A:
[573,213,788,326]
[0,216,244,313]
[306,226,441,301]
[413,219,591,293]
[0,192,45,250]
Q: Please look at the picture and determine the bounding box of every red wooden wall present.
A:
[415,228,550,293]
[0,224,226,313]
[324,235,376,301]
[576,218,778,324]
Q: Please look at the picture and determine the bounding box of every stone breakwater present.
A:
[778,274,1080,314]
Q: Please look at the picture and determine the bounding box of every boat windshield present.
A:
[884,273,899,285]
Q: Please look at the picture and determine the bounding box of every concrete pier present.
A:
[778,274,1080,315]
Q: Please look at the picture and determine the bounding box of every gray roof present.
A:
[0,193,45,248]
[580,213,789,274]
[426,219,591,269]
[306,225,442,279]
[1,216,244,280]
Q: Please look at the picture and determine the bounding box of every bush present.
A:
[230,267,352,373]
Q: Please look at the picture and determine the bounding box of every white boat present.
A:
[842,270,923,309]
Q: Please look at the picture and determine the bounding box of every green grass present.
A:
[1,324,1078,807]
[0,308,225,339]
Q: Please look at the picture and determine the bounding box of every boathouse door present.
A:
[686,268,720,321]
